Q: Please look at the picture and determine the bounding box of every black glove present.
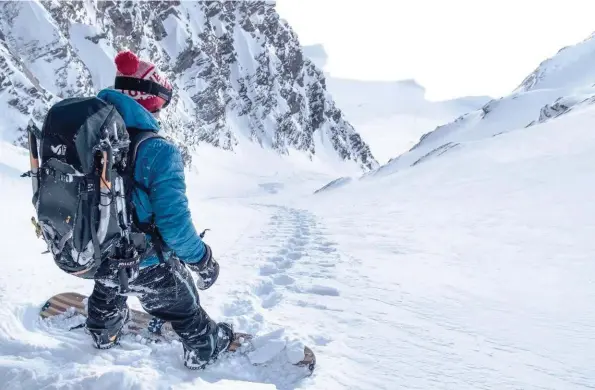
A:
[186,244,219,290]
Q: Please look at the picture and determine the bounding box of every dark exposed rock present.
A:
[528,95,595,127]
[151,18,167,41]
[0,0,376,170]
[173,45,200,74]
[85,32,109,44]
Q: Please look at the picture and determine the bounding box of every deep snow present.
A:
[2,92,595,389]
[3,21,595,390]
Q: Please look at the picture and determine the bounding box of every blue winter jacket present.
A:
[97,89,207,268]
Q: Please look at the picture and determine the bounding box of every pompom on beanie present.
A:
[114,50,172,113]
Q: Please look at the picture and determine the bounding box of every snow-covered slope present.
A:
[516,32,595,93]
[324,77,489,163]
[2,87,595,389]
[370,32,595,177]
[3,8,595,390]
[0,1,376,170]
[304,101,595,389]
[0,137,349,390]
[326,78,488,125]
[0,25,56,144]
[297,43,489,165]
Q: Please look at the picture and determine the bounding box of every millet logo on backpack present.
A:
[51,145,67,155]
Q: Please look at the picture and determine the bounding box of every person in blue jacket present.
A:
[84,50,233,370]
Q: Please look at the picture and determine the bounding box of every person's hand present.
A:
[186,244,219,290]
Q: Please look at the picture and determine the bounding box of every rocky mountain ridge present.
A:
[0,0,376,170]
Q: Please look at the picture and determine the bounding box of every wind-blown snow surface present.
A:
[305,103,595,389]
[2,97,595,389]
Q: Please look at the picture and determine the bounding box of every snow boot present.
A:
[183,322,234,370]
[87,307,130,349]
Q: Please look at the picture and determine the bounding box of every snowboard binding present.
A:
[87,307,130,350]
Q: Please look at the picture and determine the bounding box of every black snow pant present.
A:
[86,260,220,361]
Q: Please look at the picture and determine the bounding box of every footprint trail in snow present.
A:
[255,207,341,311]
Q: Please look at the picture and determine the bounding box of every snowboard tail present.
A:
[40,292,316,372]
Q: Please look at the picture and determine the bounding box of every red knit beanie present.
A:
[114,50,172,113]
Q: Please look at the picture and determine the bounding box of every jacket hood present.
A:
[97,89,160,132]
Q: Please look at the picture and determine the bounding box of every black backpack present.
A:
[24,97,160,289]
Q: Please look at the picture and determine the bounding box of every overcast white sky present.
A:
[276,0,595,100]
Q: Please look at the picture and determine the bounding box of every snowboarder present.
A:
[84,50,233,369]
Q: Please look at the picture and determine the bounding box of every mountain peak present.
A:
[368,31,595,179]
[515,31,595,93]
[0,1,377,170]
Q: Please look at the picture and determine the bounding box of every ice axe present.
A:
[21,119,42,204]
[21,120,46,242]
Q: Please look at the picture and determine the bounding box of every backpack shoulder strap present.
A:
[127,130,163,194]
[128,131,163,170]
[125,130,169,264]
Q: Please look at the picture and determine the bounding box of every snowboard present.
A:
[40,292,316,373]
